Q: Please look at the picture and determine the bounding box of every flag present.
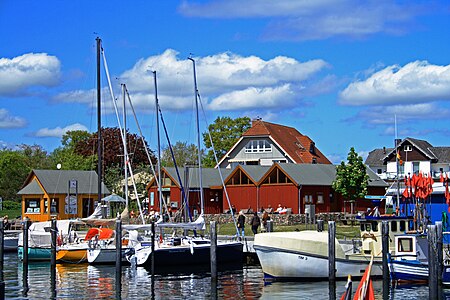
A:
[340,275,352,300]
[353,258,375,300]
[402,176,411,199]
[396,151,403,165]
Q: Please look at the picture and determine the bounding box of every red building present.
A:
[146,163,387,216]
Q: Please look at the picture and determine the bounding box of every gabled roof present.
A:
[224,165,271,185]
[162,167,233,189]
[384,137,436,160]
[218,120,331,166]
[18,169,110,195]
[365,148,392,166]
[366,137,450,165]
[259,163,387,187]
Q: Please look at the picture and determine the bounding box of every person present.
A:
[276,204,283,213]
[259,206,265,213]
[130,209,136,218]
[250,212,261,235]
[280,206,288,215]
[3,215,10,230]
[237,210,246,239]
[262,211,270,232]
[231,205,237,215]
[267,205,274,213]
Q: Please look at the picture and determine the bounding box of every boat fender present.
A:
[57,235,63,246]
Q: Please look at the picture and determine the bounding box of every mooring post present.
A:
[151,221,155,278]
[50,218,57,299]
[317,219,324,232]
[382,221,390,300]
[210,221,218,282]
[50,219,57,267]
[115,217,122,272]
[436,221,443,287]
[0,219,4,300]
[328,221,336,300]
[428,224,438,299]
[22,218,29,266]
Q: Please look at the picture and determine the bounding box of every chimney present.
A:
[309,141,316,155]
[383,146,386,154]
[394,139,402,147]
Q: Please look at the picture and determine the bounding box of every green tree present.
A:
[0,150,31,202]
[202,116,251,167]
[19,144,52,169]
[161,141,200,167]
[332,147,369,211]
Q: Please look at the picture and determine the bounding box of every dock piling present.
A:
[50,218,57,299]
[151,221,155,278]
[0,219,4,300]
[317,219,324,232]
[22,217,29,266]
[428,224,438,300]
[328,221,336,300]
[436,221,443,287]
[115,217,122,271]
[210,221,217,282]
[382,221,389,300]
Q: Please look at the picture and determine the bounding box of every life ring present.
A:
[361,233,377,242]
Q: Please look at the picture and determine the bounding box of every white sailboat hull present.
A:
[254,231,382,280]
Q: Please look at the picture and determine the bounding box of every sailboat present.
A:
[123,60,243,271]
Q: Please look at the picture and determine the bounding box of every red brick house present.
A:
[217,119,332,168]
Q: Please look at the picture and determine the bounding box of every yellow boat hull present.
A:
[56,248,87,262]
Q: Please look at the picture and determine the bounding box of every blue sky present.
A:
[1,1,450,164]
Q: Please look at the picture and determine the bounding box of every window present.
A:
[371,222,379,232]
[400,221,406,232]
[398,238,413,252]
[398,164,404,176]
[391,221,398,232]
[413,162,420,174]
[50,198,59,214]
[317,193,324,204]
[244,140,272,153]
[25,198,40,213]
[404,145,412,152]
[377,169,382,174]
[304,195,313,204]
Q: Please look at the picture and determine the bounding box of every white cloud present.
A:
[52,89,96,104]
[34,123,88,138]
[208,84,296,111]
[0,109,26,128]
[59,49,328,113]
[339,61,450,106]
[179,0,424,40]
[0,53,61,96]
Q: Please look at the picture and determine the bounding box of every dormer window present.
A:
[245,140,272,153]
[404,145,412,152]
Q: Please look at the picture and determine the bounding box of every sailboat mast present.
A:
[96,37,105,218]
[189,58,204,215]
[122,84,129,210]
[153,71,163,215]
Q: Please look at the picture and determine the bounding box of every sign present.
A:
[65,195,77,215]
[69,180,77,189]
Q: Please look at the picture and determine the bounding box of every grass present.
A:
[0,209,21,219]
[209,222,361,239]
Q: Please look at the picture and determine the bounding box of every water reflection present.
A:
[2,253,444,299]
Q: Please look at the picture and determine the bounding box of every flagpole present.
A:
[395,115,400,210]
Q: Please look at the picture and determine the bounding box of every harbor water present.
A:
[0,252,442,299]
